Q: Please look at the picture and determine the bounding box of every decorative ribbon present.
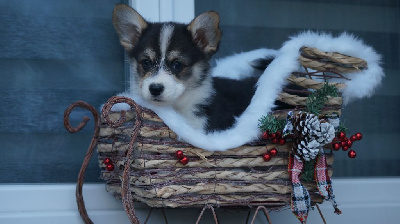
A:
[315,153,342,215]
[289,153,342,223]
[289,154,311,223]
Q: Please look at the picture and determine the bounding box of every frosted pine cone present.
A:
[283,111,294,137]
[299,113,321,138]
[291,112,334,161]
[294,139,320,161]
[326,113,340,129]
[319,122,335,144]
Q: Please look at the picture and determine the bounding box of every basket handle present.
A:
[102,96,143,224]
[64,97,143,224]
[64,101,100,224]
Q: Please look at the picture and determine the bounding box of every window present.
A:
[1,0,127,183]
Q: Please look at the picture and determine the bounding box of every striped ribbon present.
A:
[289,154,310,223]
[289,153,341,223]
[315,153,342,215]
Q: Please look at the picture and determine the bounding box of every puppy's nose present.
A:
[149,83,164,96]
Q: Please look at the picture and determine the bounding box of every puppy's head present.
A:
[112,4,221,105]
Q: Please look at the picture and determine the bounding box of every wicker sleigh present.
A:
[64,46,368,223]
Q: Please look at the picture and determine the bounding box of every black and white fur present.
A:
[112,4,270,131]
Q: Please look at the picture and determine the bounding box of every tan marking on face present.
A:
[167,50,190,65]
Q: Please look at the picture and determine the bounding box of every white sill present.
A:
[1,178,399,224]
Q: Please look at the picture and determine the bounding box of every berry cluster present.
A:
[103,158,114,171]
[331,131,362,158]
[263,148,278,161]
[262,131,286,145]
[175,150,189,165]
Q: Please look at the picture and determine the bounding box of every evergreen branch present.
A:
[258,114,286,133]
[301,160,316,182]
[306,82,339,115]
[337,120,348,133]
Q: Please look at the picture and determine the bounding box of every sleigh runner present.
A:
[65,32,384,223]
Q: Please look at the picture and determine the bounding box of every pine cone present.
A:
[283,111,294,137]
[319,121,335,144]
[292,112,330,161]
[293,139,320,161]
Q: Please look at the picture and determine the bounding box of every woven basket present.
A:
[97,47,365,208]
[64,46,367,223]
[99,108,333,208]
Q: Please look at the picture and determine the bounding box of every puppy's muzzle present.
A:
[149,83,164,96]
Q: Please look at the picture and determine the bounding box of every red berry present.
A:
[348,150,357,158]
[103,158,112,165]
[332,137,338,143]
[356,132,363,140]
[270,133,276,139]
[180,156,189,165]
[175,150,184,159]
[106,164,114,171]
[337,131,346,139]
[263,153,272,161]
[350,135,357,142]
[262,131,269,140]
[272,138,278,144]
[275,131,282,139]
[341,140,347,147]
[332,143,341,151]
[278,138,286,145]
[342,146,349,151]
[269,148,278,156]
[347,140,353,147]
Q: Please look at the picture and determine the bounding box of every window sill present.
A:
[1,178,399,223]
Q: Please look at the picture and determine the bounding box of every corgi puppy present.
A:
[112,4,271,132]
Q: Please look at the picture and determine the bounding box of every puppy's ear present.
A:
[187,11,221,54]
[112,4,148,51]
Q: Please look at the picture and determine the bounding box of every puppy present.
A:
[112,5,272,132]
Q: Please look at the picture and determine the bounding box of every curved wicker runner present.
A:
[65,47,367,223]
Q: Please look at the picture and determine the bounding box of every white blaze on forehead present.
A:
[159,24,174,62]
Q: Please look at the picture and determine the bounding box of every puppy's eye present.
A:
[171,61,183,73]
[141,59,152,71]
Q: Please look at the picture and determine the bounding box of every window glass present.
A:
[196,0,400,177]
[1,0,126,183]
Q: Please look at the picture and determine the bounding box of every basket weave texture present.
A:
[97,47,366,209]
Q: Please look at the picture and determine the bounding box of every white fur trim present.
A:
[115,32,383,151]
[211,48,278,80]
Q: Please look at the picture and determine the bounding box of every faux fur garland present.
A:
[116,32,384,151]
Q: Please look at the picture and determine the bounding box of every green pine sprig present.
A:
[337,120,348,133]
[306,83,339,115]
[258,114,286,133]
[301,159,316,182]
